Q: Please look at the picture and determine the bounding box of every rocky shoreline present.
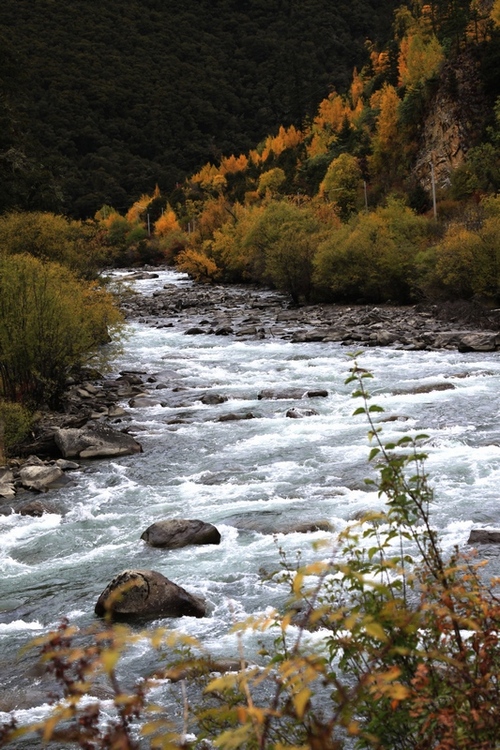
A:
[2,269,499,515]
[124,271,500,352]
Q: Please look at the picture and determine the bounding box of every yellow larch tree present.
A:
[126,185,161,225]
[154,206,180,237]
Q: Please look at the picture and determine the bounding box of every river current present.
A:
[1,269,500,727]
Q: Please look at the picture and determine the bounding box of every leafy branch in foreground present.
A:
[2,362,500,749]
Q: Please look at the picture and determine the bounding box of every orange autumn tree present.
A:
[397,5,444,89]
[369,83,405,185]
[154,206,180,237]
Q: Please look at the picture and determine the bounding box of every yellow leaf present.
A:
[292,571,304,595]
[364,621,387,642]
[292,687,311,719]
[101,648,120,674]
[388,683,410,701]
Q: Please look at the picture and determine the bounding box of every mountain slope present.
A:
[0,0,398,216]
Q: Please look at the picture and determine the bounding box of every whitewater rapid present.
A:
[1,269,499,722]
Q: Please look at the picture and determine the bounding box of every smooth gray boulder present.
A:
[0,468,15,498]
[141,519,221,548]
[95,569,206,620]
[19,465,66,492]
[55,424,142,459]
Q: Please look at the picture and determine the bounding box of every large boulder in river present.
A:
[55,424,142,459]
[468,529,500,545]
[95,569,206,620]
[141,519,221,548]
[258,388,328,400]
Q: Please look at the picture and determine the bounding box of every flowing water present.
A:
[1,269,500,728]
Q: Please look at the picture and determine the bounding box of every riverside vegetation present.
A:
[1,363,500,749]
[0,211,123,460]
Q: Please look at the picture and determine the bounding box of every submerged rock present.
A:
[286,407,319,418]
[141,519,221,548]
[95,569,206,620]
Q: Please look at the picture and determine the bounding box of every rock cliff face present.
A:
[414,53,487,191]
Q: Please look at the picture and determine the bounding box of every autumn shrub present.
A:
[424,200,500,301]
[0,211,107,279]
[0,401,33,460]
[175,247,222,283]
[2,362,500,749]
[0,254,123,407]
[157,230,189,265]
[319,153,363,220]
[240,200,324,302]
[314,199,429,303]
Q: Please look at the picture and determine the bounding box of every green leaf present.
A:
[368,404,384,413]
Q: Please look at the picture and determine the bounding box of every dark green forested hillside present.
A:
[0,0,398,217]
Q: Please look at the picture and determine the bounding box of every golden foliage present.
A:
[154,207,180,237]
[126,185,160,224]
[219,153,249,175]
[398,31,444,88]
[175,247,221,283]
[252,125,303,165]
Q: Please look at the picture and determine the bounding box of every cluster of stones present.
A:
[121,276,500,353]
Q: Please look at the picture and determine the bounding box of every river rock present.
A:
[392,382,455,395]
[128,396,165,408]
[216,412,255,422]
[141,519,221,548]
[200,393,228,405]
[467,529,500,545]
[286,407,319,418]
[17,499,57,516]
[54,424,143,458]
[18,465,66,492]
[0,468,15,498]
[224,512,332,535]
[457,332,499,352]
[258,388,328,400]
[54,458,80,470]
[94,569,206,620]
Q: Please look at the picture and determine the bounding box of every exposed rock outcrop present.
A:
[414,54,488,191]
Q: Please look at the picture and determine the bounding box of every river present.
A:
[1,269,500,733]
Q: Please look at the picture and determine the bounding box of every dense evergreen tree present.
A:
[0,0,398,217]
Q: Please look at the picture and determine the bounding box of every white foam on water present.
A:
[0,619,44,634]
[1,268,499,719]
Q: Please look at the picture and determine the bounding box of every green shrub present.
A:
[314,199,429,302]
[0,254,123,407]
[0,401,32,458]
[0,211,105,279]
